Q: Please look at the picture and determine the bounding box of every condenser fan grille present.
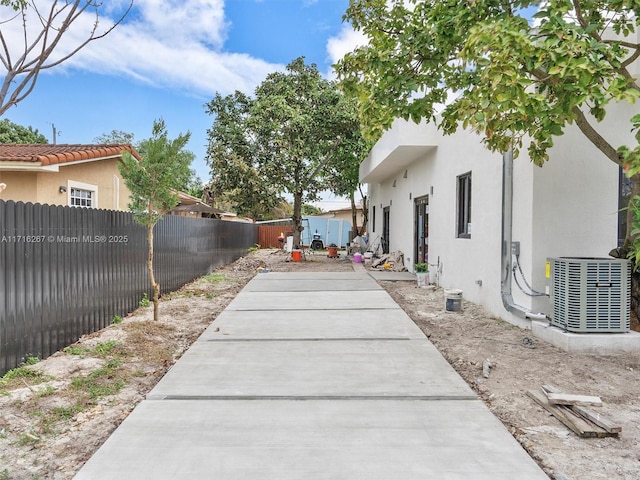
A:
[550,257,630,333]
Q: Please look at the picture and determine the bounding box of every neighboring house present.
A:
[360,101,637,344]
[0,144,140,210]
[169,191,222,218]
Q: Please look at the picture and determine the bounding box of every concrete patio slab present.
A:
[199,309,425,340]
[243,277,381,292]
[251,272,368,281]
[367,270,417,282]
[146,339,475,399]
[75,399,548,480]
[226,290,400,310]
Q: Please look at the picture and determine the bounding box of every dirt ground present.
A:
[1,248,639,479]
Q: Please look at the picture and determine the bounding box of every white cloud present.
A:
[0,0,283,98]
[325,24,367,78]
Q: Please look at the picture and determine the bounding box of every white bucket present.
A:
[363,251,373,265]
[444,289,463,312]
[416,272,428,287]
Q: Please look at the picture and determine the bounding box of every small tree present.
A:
[119,119,192,321]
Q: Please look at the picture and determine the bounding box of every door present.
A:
[382,206,390,254]
[414,196,429,264]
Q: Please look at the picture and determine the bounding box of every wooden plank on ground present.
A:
[541,385,621,434]
[527,389,610,438]
[546,392,603,407]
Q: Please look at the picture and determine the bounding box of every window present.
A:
[68,181,98,208]
[372,205,376,233]
[457,172,472,238]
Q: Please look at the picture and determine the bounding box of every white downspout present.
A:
[501,148,547,321]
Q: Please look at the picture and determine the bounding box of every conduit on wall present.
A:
[500,148,547,321]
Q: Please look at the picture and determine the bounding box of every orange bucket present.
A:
[291,249,302,262]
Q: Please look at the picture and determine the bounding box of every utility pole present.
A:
[48,123,60,144]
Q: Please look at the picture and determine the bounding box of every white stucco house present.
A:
[361,100,640,353]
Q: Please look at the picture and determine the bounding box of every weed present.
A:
[139,293,151,308]
[93,340,119,356]
[205,293,214,299]
[23,355,39,366]
[1,358,51,388]
[52,405,84,421]
[0,469,8,480]
[203,273,225,283]
[71,358,125,399]
[17,432,41,447]
[35,385,55,398]
[112,315,124,324]
[64,345,89,356]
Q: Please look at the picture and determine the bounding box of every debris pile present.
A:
[527,384,621,438]
[371,251,407,271]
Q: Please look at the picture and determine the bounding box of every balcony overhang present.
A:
[360,144,436,184]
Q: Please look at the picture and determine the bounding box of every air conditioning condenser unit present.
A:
[547,257,631,333]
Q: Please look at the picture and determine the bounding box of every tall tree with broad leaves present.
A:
[0,0,132,116]
[205,91,282,221]
[206,57,367,245]
[336,0,640,258]
[119,119,192,321]
[321,95,371,236]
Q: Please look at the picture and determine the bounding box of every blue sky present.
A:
[2,0,363,210]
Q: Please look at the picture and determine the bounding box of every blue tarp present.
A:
[302,216,351,248]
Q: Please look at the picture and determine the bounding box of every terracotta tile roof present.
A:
[0,144,141,166]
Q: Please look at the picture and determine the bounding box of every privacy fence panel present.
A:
[0,200,257,374]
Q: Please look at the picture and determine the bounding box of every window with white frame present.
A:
[68,181,98,208]
[456,172,472,238]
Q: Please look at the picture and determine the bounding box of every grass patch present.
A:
[71,358,125,399]
[34,385,55,398]
[112,315,124,324]
[203,273,225,283]
[17,432,41,447]
[64,340,121,358]
[93,340,119,356]
[63,344,90,356]
[1,357,51,389]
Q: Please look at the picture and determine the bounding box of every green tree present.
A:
[0,1,132,116]
[337,0,640,250]
[93,130,136,145]
[96,129,201,198]
[0,118,47,143]
[206,57,367,246]
[118,119,192,321]
[205,91,282,220]
[320,95,371,235]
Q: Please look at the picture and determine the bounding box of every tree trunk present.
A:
[147,222,160,321]
[292,192,303,248]
[350,191,359,236]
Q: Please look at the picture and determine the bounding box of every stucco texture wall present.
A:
[0,158,131,210]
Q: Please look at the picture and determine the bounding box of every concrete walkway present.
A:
[75,270,549,479]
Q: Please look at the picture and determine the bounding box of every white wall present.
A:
[365,108,628,326]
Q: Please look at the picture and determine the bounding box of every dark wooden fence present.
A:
[0,200,258,375]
